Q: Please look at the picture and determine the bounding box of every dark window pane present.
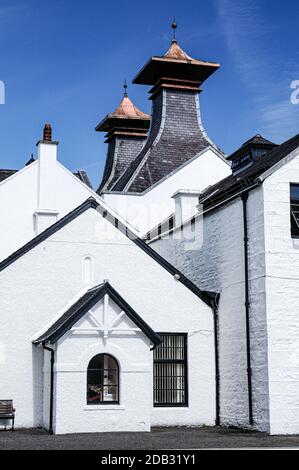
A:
[153,334,188,407]
[87,354,119,404]
[291,185,299,237]
[291,184,299,201]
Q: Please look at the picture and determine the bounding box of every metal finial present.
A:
[123,80,128,97]
[171,18,177,42]
[26,153,35,166]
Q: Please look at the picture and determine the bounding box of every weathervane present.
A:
[171,18,178,42]
[123,79,128,97]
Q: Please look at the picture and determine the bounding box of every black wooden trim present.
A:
[98,206,215,307]
[42,343,55,434]
[212,294,221,426]
[34,282,161,347]
[0,197,216,308]
[242,192,254,426]
[0,198,98,273]
[106,283,161,346]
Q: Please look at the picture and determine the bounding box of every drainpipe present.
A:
[241,192,254,426]
[212,294,221,427]
[42,342,55,434]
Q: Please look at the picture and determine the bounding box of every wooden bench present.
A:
[0,400,15,430]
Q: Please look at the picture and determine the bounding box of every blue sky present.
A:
[0,0,298,188]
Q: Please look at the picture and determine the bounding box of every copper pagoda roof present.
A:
[96,95,150,133]
[133,40,220,86]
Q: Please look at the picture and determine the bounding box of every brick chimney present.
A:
[34,124,59,234]
[111,30,221,193]
[96,84,151,194]
[43,123,52,142]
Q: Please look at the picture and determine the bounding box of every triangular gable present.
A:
[33,282,161,347]
[0,197,216,307]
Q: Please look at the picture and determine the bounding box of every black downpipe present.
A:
[241,192,254,426]
[42,342,55,434]
[212,295,221,427]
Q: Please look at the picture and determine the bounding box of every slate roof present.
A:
[110,89,220,193]
[96,92,151,193]
[108,40,223,194]
[145,133,299,241]
[238,134,276,148]
[73,170,93,189]
[33,282,161,346]
[198,133,299,212]
[227,134,278,162]
[0,166,92,189]
[0,169,17,183]
[0,197,217,308]
[98,134,147,194]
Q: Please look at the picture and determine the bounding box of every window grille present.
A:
[153,334,188,407]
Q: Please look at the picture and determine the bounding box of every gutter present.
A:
[241,192,254,426]
[148,183,261,244]
[42,342,55,434]
[211,293,221,426]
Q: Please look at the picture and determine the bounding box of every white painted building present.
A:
[150,135,299,435]
[0,128,135,263]
[0,197,216,434]
[0,30,298,437]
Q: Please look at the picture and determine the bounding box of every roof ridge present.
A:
[0,197,216,308]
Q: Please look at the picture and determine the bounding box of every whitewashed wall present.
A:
[247,188,270,432]
[262,151,299,434]
[0,156,136,263]
[103,147,231,235]
[151,186,272,432]
[0,207,215,432]
[54,296,152,434]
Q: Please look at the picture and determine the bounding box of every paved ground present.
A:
[0,427,299,450]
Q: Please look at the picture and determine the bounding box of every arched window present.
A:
[82,256,93,284]
[87,354,119,405]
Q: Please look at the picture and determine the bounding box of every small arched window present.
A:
[87,354,119,405]
[82,256,93,284]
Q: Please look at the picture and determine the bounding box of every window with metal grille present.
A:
[87,354,119,405]
[291,184,299,238]
[153,334,188,407]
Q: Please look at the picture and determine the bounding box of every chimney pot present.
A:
[43,124,52,142]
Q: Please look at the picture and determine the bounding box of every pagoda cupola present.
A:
[97,82,151,193]
[111,22,223,194]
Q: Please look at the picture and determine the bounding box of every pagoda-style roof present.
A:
[96,95,150,133]
[133,39,220,86]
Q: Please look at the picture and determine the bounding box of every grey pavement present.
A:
[0,427,299,450]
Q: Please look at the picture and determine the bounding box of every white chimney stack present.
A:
[34,124,59,234]
[172,189,201,227]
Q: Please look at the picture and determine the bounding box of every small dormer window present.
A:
[231,152,252,172]
[290,184,299,238]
